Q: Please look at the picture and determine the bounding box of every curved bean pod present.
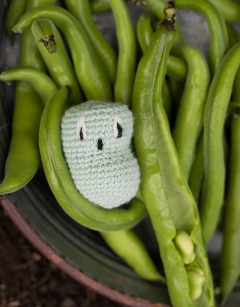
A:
[101,230,165,281]
[220,68,240,303]
[31,18,83,105]
[200,43,240,243]
[107,0,137,106]
[174,0,229,75]
[0,68,57,104]
[0,81,43,194]
[13,6,113,101]
[220,111,240,303]
[136,13,153,54]
[172,44,210,180]
[64,0,117,85]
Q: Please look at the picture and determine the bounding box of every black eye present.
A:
[79,127,84,141]
[116,122,123,138]
[113,115,123,138]
[97,138,103,150]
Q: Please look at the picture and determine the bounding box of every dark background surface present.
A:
[0,205,128,307]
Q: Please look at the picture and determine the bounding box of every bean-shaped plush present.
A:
[61,101,140,209]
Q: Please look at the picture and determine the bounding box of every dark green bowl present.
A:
[0,1,240,306]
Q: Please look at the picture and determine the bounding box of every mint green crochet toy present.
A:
[61,101,140,209]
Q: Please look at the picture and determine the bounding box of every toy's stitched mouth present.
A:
[97,138,103,150]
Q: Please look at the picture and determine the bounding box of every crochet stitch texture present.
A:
[61,100,140,209]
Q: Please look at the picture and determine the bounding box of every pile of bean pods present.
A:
[1,0,240,306]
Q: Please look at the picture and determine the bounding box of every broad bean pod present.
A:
[220,109,240,304]
[100,230,164,281]
[31,18,83,105]
[219,65,240,303]
[174,0,229,75]
[136,14,153,55]
[132,13,215,307]
[199,19,240,215]
[64,0,117,85]
[172,44,210,180]
[200,43,240,243]
[0,81,43,194]
[107,0,137,106]
[13,6,113,102]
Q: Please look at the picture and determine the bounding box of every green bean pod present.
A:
[106,0,136,106]
[136,13,153,54]
[0,68,57,104]
[219,68,240,303]
[100,230,165,282]
[64,0,117,85]
[5,0,27,43]
[220,112,240,303]
[172,44,210,180]
[13,5,113,102]
[200,43,240,243]
[31,18,83,105]
[208,0,240,22]
[39,86,147,232]
[132,17,215,307]
[0,81,43,194]
[174,0,229,75]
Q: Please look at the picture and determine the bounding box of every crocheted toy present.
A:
[61,100,140,209]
